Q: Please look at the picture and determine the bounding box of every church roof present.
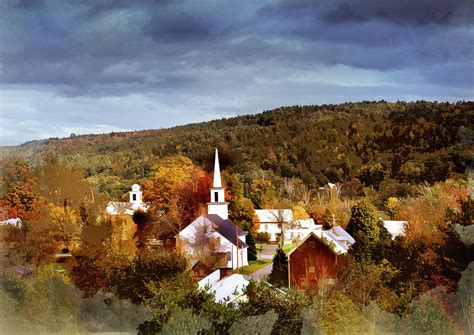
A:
[205,214,248,249]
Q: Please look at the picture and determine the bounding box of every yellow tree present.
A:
[48,203,81,251]
[292,203,310,220]
[140,155,212,246]
[384,197,400,219]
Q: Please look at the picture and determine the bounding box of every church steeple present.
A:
[213,148,222,188]
[207,149,228,219]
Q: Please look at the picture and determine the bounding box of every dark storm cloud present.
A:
[324,3,366,23]
[143,10,213,42]
[0,0,472,145]
[264,0,473,26]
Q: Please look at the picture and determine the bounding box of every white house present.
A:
[0,218,23,229]
[285,218,322,242]
[179,149,249,269]
[256,209,321,243]
[106,184,149,215]
[198,269,249,305]
[255,209,293,242]
[382,220,408,239]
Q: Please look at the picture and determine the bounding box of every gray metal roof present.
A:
[205,214,248,249]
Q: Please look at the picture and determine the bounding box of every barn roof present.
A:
[288,226,355,256]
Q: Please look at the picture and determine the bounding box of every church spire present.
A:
[213,148,222,187]
[207,148,228,219]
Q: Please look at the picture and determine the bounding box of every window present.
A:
[308,266,315,273]
[214,191,219,202]
[132,194,137,201]
[264,224,268,230]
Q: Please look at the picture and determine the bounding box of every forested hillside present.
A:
[1,101,473,334]
[2,101,472,201]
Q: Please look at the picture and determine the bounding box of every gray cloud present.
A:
[0,0,472,145]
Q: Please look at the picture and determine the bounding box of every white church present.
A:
[106,184,149,216]
[179,149,249,269]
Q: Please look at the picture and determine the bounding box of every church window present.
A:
[132,194,137,201]
[214,191,219,202]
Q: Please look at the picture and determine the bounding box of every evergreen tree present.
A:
[246,232,258,261]
[347,201,380,262]
[347,201,379,242]
[268,247,288,288]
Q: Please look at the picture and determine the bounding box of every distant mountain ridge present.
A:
[2,101,473,192]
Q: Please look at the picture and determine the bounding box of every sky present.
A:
[0,0,473,146]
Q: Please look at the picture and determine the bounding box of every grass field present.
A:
[239,258,272,275]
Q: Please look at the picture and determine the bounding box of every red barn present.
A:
[288,227,355,290]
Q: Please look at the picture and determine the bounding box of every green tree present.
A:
[113,251,188,305]
[358,163,387,188]
[347,201,380,261]
[139,272,237,334]
[268,247,288,288]
[250,179,276,208]
[312,292,368,335]
[246,232,258,261]
[229,310,278,335]
[21,267,83,333]
[240,281,306,335]
[80,291,152,332]
[402,294,456,334]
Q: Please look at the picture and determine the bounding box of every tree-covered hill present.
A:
[2,101,473,198]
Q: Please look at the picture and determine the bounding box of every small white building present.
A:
[382,220,408,239]
[198,270,249,305]
[106,184,149,215]
[285,218,322,242]
[179,149,249,270]
[255,209,293,242]
[256,209,321,243]
[0,218,23,229]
